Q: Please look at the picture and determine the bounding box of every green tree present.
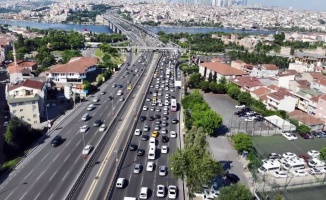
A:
[319,146,326,160]
[219,183,252,200]
[187,73,202,88]
[233,133,254,153]
[209,81,218,93]
[216,83,226,94]
[297,124,311,133]
[181,90,205,109]
[192,110,223,136]
[200,81,210,92]
[61,49,82,63]
[208,72,213,82]
[227,85,240,99]
[237,92,252,106]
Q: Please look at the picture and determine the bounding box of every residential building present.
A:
[45,57,98,86]
[289,80,310,93]
[288,110,324,131]
[293,52,326,65]
[266,88,297,112]
[277,73,295,89]
[7,60,37,83]
[311,79,326,93]
[229,76,262,92]
[291,88,322,114]
[250,64,279,78]
[250,86,272,101]
[198,60,248,82]
[6,79,47,126]
[230,60,246,70]
[301,72,325,82]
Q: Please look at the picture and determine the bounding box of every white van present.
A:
[139,187,148,199]
[258,160,281,173]
[148,146,155,160]
[308,158,325,168]
[116,178,126,188]
[149,137,156,146]
[81,113,89,121]
[124,198,137,200]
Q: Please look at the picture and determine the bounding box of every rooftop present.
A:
[7,60,37,74]
[8,79,45,91]
[49,57,98,73]
[7,93,40,104]
[288,110,324,126]
[294,52,326,59]
[201,61,247,76]
[251,86,272,97]
[230,76,262,88]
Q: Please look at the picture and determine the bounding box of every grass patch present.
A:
[111,54,125,66]
[94,48,104,58]
[1,157,22,171]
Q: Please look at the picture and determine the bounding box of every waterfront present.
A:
[0,19,275,35]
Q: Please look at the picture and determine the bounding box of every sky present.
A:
[248,0,326,11]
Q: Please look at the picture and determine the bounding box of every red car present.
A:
[299,133,313,139]
[299,154,309,163]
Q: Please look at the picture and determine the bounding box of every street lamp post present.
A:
[114,150,118,171]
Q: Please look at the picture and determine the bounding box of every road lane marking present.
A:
[19,192,27,200]
[53,154,59,162]
[41,152,49,161]
[65,140,71,147]
[64,153,71,162]
[33,193,40,200]
[84,54,156,200]
[74,156,80,164]
[48,193,54,200]
[36,170,45,181]
[75,140,81,147]
[24,169,34,180]
[5,192,13,200]
[50,170,58,181]
[62,171,70,181]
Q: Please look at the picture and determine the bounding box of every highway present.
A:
[109,51,183,200]
[0,49,149,200]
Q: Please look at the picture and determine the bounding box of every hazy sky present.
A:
[248,0,326,11]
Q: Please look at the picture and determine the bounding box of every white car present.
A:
[134,129,142,136]
[170,131,177,138]
[150,107,155,111]
[80,125,89,133]
[156,185,166,198]
[92,98,99,102]
[146,98,151,102]
[134,164,142,174]
[161,145,168,154]
[291,169,307,177]
[159,166,167,176]
[308,150,320,158]
[87,104,95,111]
[235,105,245,108]
[309,168,323,175]
[168,185,178,199]
[143,106,148,111]
[282,152,297,159]
[82,145,92,155]
[146,161,154,171]
[244,118,254,122]
[282,132,298,141]
[273,171,288,178]
[99,124,106,132]
[163,106,168,111]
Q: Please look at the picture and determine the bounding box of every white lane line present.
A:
[19,192,28,200]
[49,170,58,181]
[33,193,40,200]
[53,154,59,162]
[74,156,81,164]
[75,140,81,147]
[36,170,45,181]
[24,169,34,180]
[65,140,71,147]
[62,171,69,181]
[64,153,71,162]
[5,191,13,200]
[48,193,54,200]
[41,152,49,161]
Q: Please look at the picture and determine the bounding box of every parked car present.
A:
[283,152,297,159]
[268,153,282,159]
[308,150,320,158]
[292,169,307,177]
[235,105,245,108]
[273,171,288,178]
[282,132,298,141]
[309,168,323,175]
[300,132,313,139]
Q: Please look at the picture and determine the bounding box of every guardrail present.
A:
[104,52,163,200]
[65,51,156,200]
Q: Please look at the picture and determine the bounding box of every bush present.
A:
[232,133,254,153]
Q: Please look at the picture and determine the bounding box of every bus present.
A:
[258,160,281,173]
[170,99,177,112]
[148,145,155,160]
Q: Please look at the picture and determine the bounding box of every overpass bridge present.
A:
[111,46,182,50]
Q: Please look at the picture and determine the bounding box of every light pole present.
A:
[114,150,118,171]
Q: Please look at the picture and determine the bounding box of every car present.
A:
[99,124,106,132]
[171,118,178,124]
[80,125,89,133]
[133,129,141,136]
[162,116,168,120]
[146,161,154,171]
[108,96,113,100]
[128,85,132,90]
[150,107,155,111]
[140,116,146,122]
[141,134,149,141]
[93,120,102,127]
[156,185,166,198]
[148,116,155,121]
[292,169,308,177]
[140,187,149,199]
[82,145,93,155]
[134,164,142,174]
[308,150,320,158]
[235,105,245,108]
[282,152,297,159]
[226,173,240,183]
[100,91,106,95]
[112,84,117,88]
[268,153,282,159]
[299,154,310,163]
[152,131,159,138]
[154,125,160,131]
[161,128,167,134]
[143,106,148,111]
[155,114,161,119]
[121,76,125,79]
[299,132,313,139]
[273,171,288,178]
[282,132,298,141]
[137,149,145,156]
[87,104,95,111]
[161,145,168,154]
[162,136,169,143]
[168,185,178,199]
[309,168,323,175]
[159,166,167,176]
[119,97,125,101]
[319,167,326,173]
[156,108,161,112]
[143,125,150,132]
[115,177,126,188]
[170,131,177,138]
[51,135,62,147]
[118,85,123,88]
[163,111,169,115]
[129,144,138,151]
[146,98,151,101]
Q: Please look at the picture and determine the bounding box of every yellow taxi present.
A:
[151,131,159,138]
[128,85,132,90]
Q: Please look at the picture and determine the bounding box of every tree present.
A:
[319,146,326,160]
[297,124,311,134]
[237,92,252,106]
[233,133,254,153]
[208,72,213,82]
[200,81,210,92]
[188,73,202,88]
[192,110,223,136]
[227,85,240,99]
[216,83,226,94]
[209,81,218,93]
[219,183,252,200]
[181,90,205,109]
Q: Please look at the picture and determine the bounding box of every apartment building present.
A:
[6,79,47,126]
[7,60,38,83]
[250,86,272,101]
[229,76,262,92]
[315,95,326,127]
[250,64,279,78]
[266,88,297,112]
[311,79,326,93]
[288,110,324,131]
[301,72,325,82]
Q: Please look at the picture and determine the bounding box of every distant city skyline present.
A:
[249,0,326,11]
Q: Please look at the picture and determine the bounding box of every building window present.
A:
[13,110,17,114]
[19,102,24,106]
[11,103,17,107]
[34,121,37,124]
[32,101,36,104]
[20,109,23,112]
[21,116,24,119]
[33,114,37,118]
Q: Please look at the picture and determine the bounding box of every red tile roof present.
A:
[7,60,37,74]
[307,72,325,80]
[201,62,248,76]
[8,79,45,91]
[49,57,98,73]
[263,64,278,70]
[251,86,272,96]
[267,84,280,91]
[230,76,262,88]
[288,110,324,126]
[314,79,326,86]
[267,88,292,101]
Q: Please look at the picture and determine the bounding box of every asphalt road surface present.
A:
[0,51,150,200]
[110,51,182,200]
